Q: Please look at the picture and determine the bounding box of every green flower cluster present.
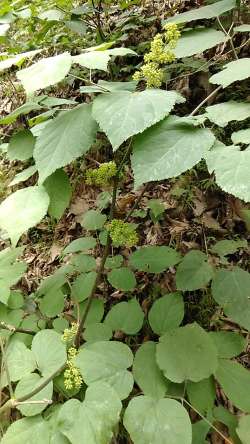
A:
[106,219,138,247]
[64,347,83,391]
[61,322,78,343]
[133,23,180,88]
[85,162,117,187]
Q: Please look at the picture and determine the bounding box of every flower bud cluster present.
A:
[106,219,138,247]
[64,347,83,391]
[133,24,180,88]
[85,162,117,187]
[61,322,78,344]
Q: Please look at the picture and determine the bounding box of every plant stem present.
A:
[0,338,14,399]
[189,85,222,116]
[74,140,133,347]
[0,321,36,336]
[124,184,149,222]
[0,363,65,416]
[217,17,238,60]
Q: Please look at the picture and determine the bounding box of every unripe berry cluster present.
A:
[133,24,180,88]
[106,219,139,247]
[85,162,117,187]
[61,322,78,344]
[64,347,83,391]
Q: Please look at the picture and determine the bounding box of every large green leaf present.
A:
[15,373,53,416]
[31,329,67,377]
[232,128,250,145]
[129,245,181,273]
[73,47,136,71]
[209,331,246,358]
[148,293,184,335]
[215,359,250,412]
[104,298,144,334]
[4,340,36,382]
[176,250,214,291]
[186,378,215,415]
[83,323,112,343]
[209,58,250,88]
[165,0,235,24]
[174,28,226,58]
[34,104,97,183]
[211,268,250,330]
[156,323,218,383]
[92,90,184,150]
[58,382,122,444]
[1,417,50,444]
[205,101,250,127]
[63,236,96,255]
[39,288,65,317]
[16,52,72,95]
[124,396,192,444]
[237,415,250,444]
[8,129,35,161]
[81,209,107,230]
[213,406,240,444]
[132,116,215,188]
[107,267,136,291]
[71,271,97,302]
[0,186,49,246]
[75,340,134,399]
[44,169,72,220]
[207,145,250,201]
[133,342,168,399]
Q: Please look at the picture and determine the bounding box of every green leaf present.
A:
[187,378,215,415]
[209,58,250,88]
[0,49,41,73]
[209,331,246,358]
[58,382,122,444]
[81,209,107,230]
[63,236,96,255]
[15,373,53,416]
[78,298,104,326]
[192,420,210,444]
[148,199,165,221]
[75,340,134,399]
[71,272,97,302]
[133,342,168,399]
[107,267,136,291]
[0,102,43,125]
[211,268,250,330]
[31,330,67,377]
[70,254,96,273]
[129,245,181,273]
[211,239,247,258]
[105,298,144,334]
[234,24,250,32]
[8,290,24,309]
[156,323,218,383]
[176,250,214,291]
[132,116,215,188]
[9,165,37,186]
[8,129,35,161]
[237,415,250,444]
[124,396,192,444]
[73,47,136,71]
[105,255,123,269]
[1,417,50,444]
[205,101,250,127]
[232,128,250,145]
[165,0,236,24]
[16,52,72,95]
[39,289,65,317]
[0,186,49,246]
[148,292,184,335]
[4,340,36,382]
[215,359,250,412]
[92,90,184,150]
[83,323,112,342]
[174,28,226,58]
[44,169,72,220]
[34,104,97,183]
[213,406,240,444]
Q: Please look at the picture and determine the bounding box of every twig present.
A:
[217,17,238,60]
[74,140,133,347]
[189,86,222,116]
[0,321,36,336]
[124,184,150,222]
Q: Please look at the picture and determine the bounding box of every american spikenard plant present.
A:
[0,0,250,443]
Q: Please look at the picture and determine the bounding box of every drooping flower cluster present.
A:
[106,219,138,247]
[61,322,78,344]
[133,23,181,88]
[85,162,117,187]
[64,347,83,391]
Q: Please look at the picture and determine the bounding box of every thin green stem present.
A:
[0,321,36,336]
[0,338,14,399]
